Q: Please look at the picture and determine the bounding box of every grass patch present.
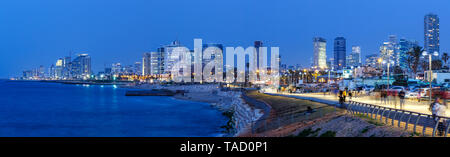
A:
[296,128,322,137]
[361,127,370,134]
[319,131,336,137]
[220,111,235,134]
[411,132,420,137]
[354,114,384,126]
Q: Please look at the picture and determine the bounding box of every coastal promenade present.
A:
[242,91,416,137]
[240,91,344,137]
[265,92,450,137]
[267,92,449,117]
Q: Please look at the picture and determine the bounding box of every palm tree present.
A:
[407,46,424,78]
[405,55,414,76]
[442,52,449,69]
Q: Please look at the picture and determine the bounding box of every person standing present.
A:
[392,90,398,108]
[430,97,447,136]
[342,89,347,102]
[381,89,388,105]
[399,90,406,109]
[338,90,344,105]
[348,90,353,100]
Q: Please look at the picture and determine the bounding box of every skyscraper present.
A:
[424,13,440,59]
[334,37,346,69]
[163,40,184,75]
[63,56,72,79]
[142,53,151,76]
[71,54,92,79]
[347,46,361,67]
[55,58,64,79]
[379,35,398,67]
[202,43,224,66]
[111,63,122,75]
[134,62,142,75]
[49,64,55,79]
[399,38,419,69]
[150,50,164,75]
[313,37,327,69]
[254,41,263,69]
[365,54,380,68]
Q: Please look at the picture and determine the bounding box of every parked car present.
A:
[363,85,375,92]
[387,86,406,93]
[436,87,450,99]
[418,87,448,99]
[405,89,419,99]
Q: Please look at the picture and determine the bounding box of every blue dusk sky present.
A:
[0,0,449,78]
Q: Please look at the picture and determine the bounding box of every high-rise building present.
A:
[63,56,71,79]
[38,65,45,78]
[142,53,151,76]
[202,43,224,66]
[123,65,134,75]
[134,62,142,75]
[55,58,64,79]
[111,63,122,75]
[48,64,55,79]
[334,37,346,69]
[347,46,362,68]
[143,48,165,76]
[354,46,362,65]
[327,58,334,70]
[150,50,164,75]
[380,35,399,67]
[399,38,419,69]
[365,54,379,68]
[22,70,33,79]
[163,40,185,75]
[313,37,327,69]
[424,13,440,59]
[71,54,92,79]
[202,43,224,81]
[254,41,263,69]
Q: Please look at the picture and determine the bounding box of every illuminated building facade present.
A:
[313,37,327,69]
[334,37,346,70]
[424,13,440,60]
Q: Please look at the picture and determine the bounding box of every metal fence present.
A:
[347,101,450,137]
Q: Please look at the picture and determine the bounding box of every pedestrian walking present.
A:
[348,90,353,100]
[392,90,398,108]
[338,90,344,106]
[417,90,421,102]
[343,89,347,102]
[399,90,406,109]
[381,89,387,105]
[430,97,447,136]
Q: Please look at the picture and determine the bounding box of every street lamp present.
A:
[382,60,394,90]
[422,51,439,102]
[326,68,331,95]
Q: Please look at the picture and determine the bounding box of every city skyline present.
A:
[1,0,450,78]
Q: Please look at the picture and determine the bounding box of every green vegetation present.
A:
[319,131,336,137]
[411,132,420,137]
[354,114,384,126]
[361,127,370,134]
[295,128,321,137]
[220,111,235,134]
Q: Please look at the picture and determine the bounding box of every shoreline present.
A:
[126,84,266,137]
[6,80,266,137]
